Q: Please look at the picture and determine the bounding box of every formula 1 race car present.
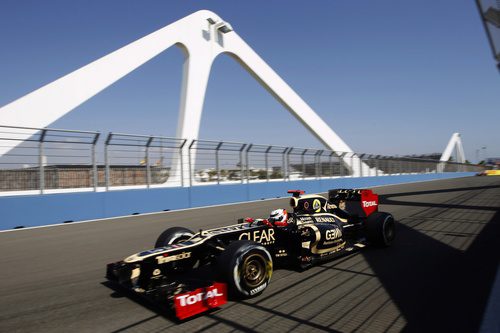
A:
[106,189,395,320]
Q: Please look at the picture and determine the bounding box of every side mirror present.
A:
[238,217,254,224]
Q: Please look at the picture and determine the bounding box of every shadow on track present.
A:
[379,183,500,212]
[365,196,500,331]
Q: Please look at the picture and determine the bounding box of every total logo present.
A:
[174,283,227,320]
[176,288,224,307]
[362,201,377,208]
[239,229,275,244]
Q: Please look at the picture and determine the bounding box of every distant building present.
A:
[486,158,500,168]
[403,153,441,160]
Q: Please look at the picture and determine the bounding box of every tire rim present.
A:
[168,233,193,245]
[242,253,267,288]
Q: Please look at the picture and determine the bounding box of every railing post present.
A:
[375,156,379,177]
[316,150,323,179]
[240,144,246,184]
[246,144,252,183]
[328,152,333,178]
[339,153,344,177]
[265,146,272,182]
[145,136,153,188]
[286,148,292,180]
[315,151,319,179]
[282,148,287,181]
[92,133,100,191]
[39,129,47,194]
[188,140,195,187]
[105,133,112,191]
[301,149,307,179]
[359,154,364,177]
[215,141,223,185]
[350,153,354,177]
[180,139,187,187]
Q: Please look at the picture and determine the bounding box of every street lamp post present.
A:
[476,146,487,164]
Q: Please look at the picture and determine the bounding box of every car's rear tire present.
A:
[365,212,395,247]
[155,226,194,248]
[218,240,273,298]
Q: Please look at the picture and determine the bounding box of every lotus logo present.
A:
[313,199,321,212]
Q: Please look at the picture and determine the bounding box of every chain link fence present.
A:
[104,133,186,188]
[0,126,99,192]
[0,125,487,193]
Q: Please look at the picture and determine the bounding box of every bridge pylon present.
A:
[0,10,368,183]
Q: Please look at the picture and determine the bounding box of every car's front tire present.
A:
[218,240,273,298]
[155,226,194,248]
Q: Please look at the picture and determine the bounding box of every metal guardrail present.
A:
[0,125,488,193]
[188,140,247,185]
[0,125,99,193]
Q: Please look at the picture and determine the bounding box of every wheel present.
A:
[217,240,273,298]
[365,212,396,247]
[155,226,194,248]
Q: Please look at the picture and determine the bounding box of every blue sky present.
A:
[0,0,499,161]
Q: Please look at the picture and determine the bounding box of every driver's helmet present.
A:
[270,209,288,226]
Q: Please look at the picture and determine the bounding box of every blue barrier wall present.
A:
[0,172,475,230]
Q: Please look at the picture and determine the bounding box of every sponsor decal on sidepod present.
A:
[238,229,275,244]
[156,252,191,264]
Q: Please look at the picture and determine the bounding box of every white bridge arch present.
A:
[0,10,369,182]
[437,133,465,172]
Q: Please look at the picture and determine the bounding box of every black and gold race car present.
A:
[106,189,395,320]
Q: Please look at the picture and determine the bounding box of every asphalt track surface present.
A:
[1,176,500,333]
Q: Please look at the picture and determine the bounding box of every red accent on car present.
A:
[274,220,288,227]
[262,219,274,227]
[360,189,379,217]
[287,190,305,197]
[174,283,227,320]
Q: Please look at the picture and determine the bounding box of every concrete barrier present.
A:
[0,172,475,230]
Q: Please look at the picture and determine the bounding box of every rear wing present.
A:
[328,189,379,217]
[287,190,305,198]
